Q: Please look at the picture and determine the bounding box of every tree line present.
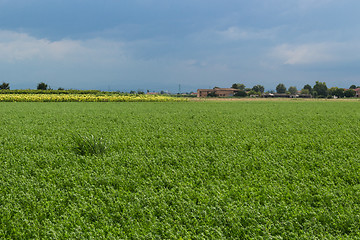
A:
[1,81,359,98]
[230,82,359,98]
[0,82,55,91]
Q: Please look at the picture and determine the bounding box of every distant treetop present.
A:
[231,83,245,90]
[0,82,10,90]
[276,83,286,94]
[37,82,49,90]
[350,85,357,89]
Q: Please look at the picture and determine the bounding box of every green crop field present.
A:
[0,100,360,239]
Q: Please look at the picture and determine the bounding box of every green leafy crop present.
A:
[0,100,359,239]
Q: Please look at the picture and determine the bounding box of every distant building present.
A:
[263,93,311,98]
[344,88,360,97]
[197,88,239,97]
[354,88,360,97]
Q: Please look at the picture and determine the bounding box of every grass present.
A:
[72,133,107,156]
[0,101,359,239]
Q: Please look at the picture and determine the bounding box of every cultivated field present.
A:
[0,94,187,102]
[0,101,359,239]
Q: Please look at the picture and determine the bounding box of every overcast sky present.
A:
[0,0,359,92]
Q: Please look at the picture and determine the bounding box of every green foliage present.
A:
[252,84,265,93]
[313,81,328,98]
[0,89,103,94]
[329,87,344,98]
[0,101,360,238]
[72,133,107,156]
[247,90,261,96]
[234,90,247,97]
[37,82,49,90]
[288,86,297,95]
[300,88,310,94]
[349,85,357,89]
[0,82,10,90]
[303,84,312,93]
[276,83,286,93]
[344,89,356,97]
[232,83,245,90]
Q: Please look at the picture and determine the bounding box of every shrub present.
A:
[37,82,49,90]
[0,82,10,90]
[234,90,247,97]
[344,89,356,98]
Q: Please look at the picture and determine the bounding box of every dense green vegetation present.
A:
[0,100,359,239]
[0,89,104,94]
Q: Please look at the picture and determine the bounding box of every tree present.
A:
[276,83,286,93]
[252,85,264,93]
[303,84,312,94]
[329,87,344,98]
[288,86,297,95]
[231,83,245,90]
[350,85,357,89]
[313,81,328,97]
[37,82,48,90]
[234,90,247,97]
[247,90,261,96]
[300,89,310,94]
[344,89,356,97]
[0,82,10,90]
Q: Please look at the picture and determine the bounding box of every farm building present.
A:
[354,88,360,97]
[344,88,360,97]
[197,88,239,97]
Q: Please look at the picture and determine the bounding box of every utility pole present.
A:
[178,84,181,94]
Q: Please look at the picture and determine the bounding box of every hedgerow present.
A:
[0,89,103,94]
